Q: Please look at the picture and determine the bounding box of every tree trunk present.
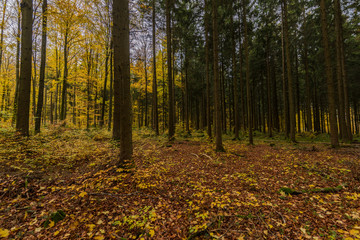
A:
[35,0,47,134]
[16,0,33,136]
[12,0,21,126]
[303,6,312,132]
[319,0,339,147]
[335,0,352,142]
[152,0,159,135]
[108,41,113,130]
[60,28,69,121]
[113,0,133,162]
[212,0,224,151]
[166,0,175,141]
[204,0,212,138]
[231,8,239,139]
[283,0,296,142]
[243,0,253,145]
[100,43,109,127]
[266,37,272,137]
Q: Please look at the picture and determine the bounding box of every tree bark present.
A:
[60,28,69,121]
[335,0,352,142]
[283,0,296,142]
[113,0,133,162]
[243,0,253,145]
[212,0,224,151]
[12,0,21,125]
[16,0,33,136]
[319,0,339,147]
[166,0,175,141]
[35,0,47,133]
[152,0,159,135]
[204,0,212,139]
[303,6,312,132]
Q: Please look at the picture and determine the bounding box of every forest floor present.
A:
[0,125,360,240]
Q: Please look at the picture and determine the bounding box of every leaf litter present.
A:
[0,128,359,239]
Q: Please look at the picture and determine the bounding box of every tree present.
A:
[152,0,159,135]
[334,0,352,142]
[16,0,33,136]
[113,0,133,162]
[282,0,296,142]
[166,0,175,141]
[243,0,253,145]
[212,0,224,151]
[35,0,48,133]
[204,0,212,139]
[319,0,339,147]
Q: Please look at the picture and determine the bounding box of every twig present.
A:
[200,153,213,161]
[191,153,199,159]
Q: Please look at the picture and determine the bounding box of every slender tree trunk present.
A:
[185,53,190,134]
[0,0,8,80]
[113,0,133,162]
[204,0,212,138]
[108,41,113,130]
[13,0,21,125]
[212,0,224,151]
[166,0,175,141]
[319,0,339,147]
[266,37,272,137]
[295,47,301,133]
[60,29,69,121]
[303,7,312,132]
[243,0,253,145]
[231,6,239,139]
[335,0,352,142]
[35,0,47,133]
[100,43,110,127]
[152,0,159,135]
[144,48,148,127]
[283,0,296,142]
[16,0,33,136]
[86,48,92,130]
[281,6,289,136]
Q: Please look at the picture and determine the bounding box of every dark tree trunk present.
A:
[152,0,159,135]
[60,29,69,121]
[13,0,21,126]
[166,0,175,140]
[243,0,253,145]
[283,0,296,142]
[108,41,113,130]
[204,0,212,138]
[320,0,339,147]
[35,0,47,133]
[212,0,224,151]
[16,0,33,136]
[113,0,133,162]
[100,44,110,127]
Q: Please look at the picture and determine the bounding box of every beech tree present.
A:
[16,0,33,136]
[113,0,133,162]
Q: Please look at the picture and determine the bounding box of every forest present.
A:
[0,0,359,239]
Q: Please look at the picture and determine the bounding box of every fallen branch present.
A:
[200,153,213,161]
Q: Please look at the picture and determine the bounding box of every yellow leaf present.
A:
[149,229,155,237]
[97,219,104,225]
[349,229,359,236]
[0,228,10,238]
[87,224,96,232]
[79,192,88,197]
[53,231,60,236]
[94,235,105,240]
[48,220,55,228]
